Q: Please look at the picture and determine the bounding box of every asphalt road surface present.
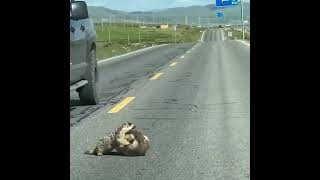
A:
[70,29,250,180]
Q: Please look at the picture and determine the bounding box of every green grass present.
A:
[225,29,250,41]
[94,23,203,60]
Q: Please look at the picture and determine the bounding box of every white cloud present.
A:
[170,0,209,7]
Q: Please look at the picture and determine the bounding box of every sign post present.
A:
[241,0,244,40]
[216,12,224,25]
[216,0,244,39]
[216,0,238,7]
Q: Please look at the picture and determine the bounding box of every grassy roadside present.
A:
[224,29,250,41]
[95,23,204,60]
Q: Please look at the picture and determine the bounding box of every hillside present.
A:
[88,3,250,24]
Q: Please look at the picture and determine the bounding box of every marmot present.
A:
[85,122,136,156]
[85,122,150,156]
[115,128,150,156]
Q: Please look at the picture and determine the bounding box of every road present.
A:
[70,29,250,180]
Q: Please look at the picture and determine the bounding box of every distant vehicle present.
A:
[70,0,99,105]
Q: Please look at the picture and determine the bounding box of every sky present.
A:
[85,0,250,12]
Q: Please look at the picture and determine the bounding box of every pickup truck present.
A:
[70,0,99,105]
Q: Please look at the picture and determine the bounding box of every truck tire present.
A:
[78,49,99,105]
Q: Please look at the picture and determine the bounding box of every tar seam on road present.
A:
[212,30,215,41]
[108,96,136,114]
[98,44,168,64]
[169,62,177,67]
[150,72,164,80]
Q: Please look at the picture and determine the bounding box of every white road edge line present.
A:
[98,44,168,64]
[221,30,225,41]
[237,40,250,46]
[200,30,206,42]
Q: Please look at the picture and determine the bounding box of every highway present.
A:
[70,29,250,180]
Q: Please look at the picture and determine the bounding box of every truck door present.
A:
[70,7,87,84]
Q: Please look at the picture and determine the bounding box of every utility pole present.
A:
[174,25,176,44]
[139,28,141,44]
[185,16,188,25]
[128,33,130,45]
[153,15,155,25]
[108,26,111,43]
[101,18,104,31]
[137,16,140,26]
[241,0,244,40]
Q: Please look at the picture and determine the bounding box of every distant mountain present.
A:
[149,9,162,13]
[129,11,153,15]
[88,3,250,24]
[156,4,249,17]
[88,6,127,19]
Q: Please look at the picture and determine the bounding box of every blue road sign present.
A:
[216,12,224,18]
[216,0,238,7]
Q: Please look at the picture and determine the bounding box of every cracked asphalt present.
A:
[70,29,250,180]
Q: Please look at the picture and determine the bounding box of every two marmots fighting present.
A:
[85,122,150,156]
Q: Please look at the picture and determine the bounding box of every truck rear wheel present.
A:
[78,49,99,105]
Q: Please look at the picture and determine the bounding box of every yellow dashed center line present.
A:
[169,62,177,66]
[150,72,163,80]
[108,96,135,114]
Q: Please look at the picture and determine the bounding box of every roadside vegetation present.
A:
[224,27,250,41]
[95,23,204,60]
